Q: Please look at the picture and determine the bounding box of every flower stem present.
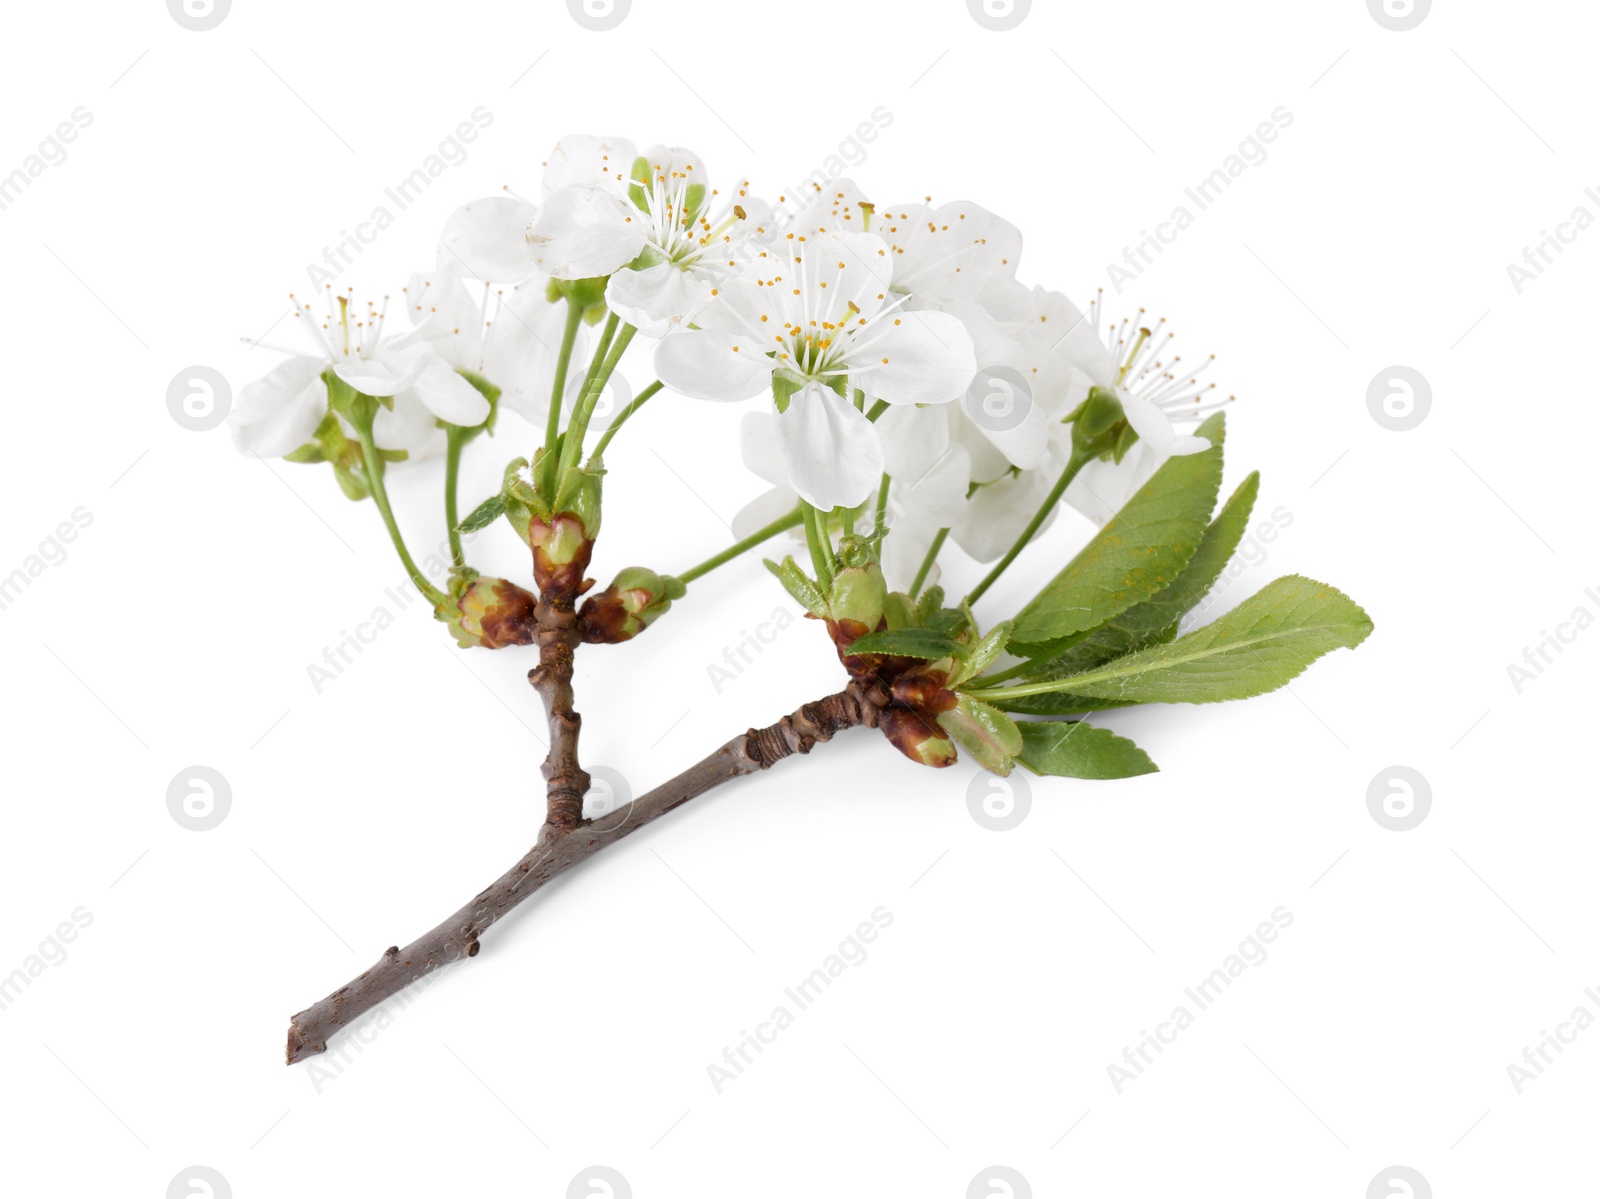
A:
[873,472,891,536]
[590,379,664,460]
[964,449,1091,607]
[801,501,835,588]
[444,424,468,569]
[677,506,804,585]
[541,299,585,498]
[910,528,949,597]
[354,418,449,609]
[559,318,633,480]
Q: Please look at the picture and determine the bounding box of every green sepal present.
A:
[1064,386,1129,461]
[764,557,829,618]
[552,461,604,539]
[284,411,379,501]
[628,156,654,212]
[937,696,1023,776]
[683,181,707,224]
[449,369,502,443]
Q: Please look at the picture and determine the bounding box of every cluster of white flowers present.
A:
[233,134,1230,586]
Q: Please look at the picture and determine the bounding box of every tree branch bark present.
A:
[529,595,588,827]
[285,686,880,1064]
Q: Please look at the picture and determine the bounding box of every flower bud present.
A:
[446,573,538,649]
[530,513,594,598]
[827,560,887,634]
[890,664,958,716]
[879,707,957,768]
[578,567,685,644]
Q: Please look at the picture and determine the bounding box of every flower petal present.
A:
[638,144,708,192]
[875,402,949,481]
[483,284,582,423]
[880,520,940,594]
[230,355,327,458]
[960,370,1052,471]
[894,440,971,528]
[1022,287,1115,391]
[739,410,790,488]
[527,185,647,280]
[332,347,424,397]
[952,464,1060,562]
[774,382,884,510]
[788,179,874,235]
[407,354,491,427]
[373,390,443,453]
[437,196,540,282]
[655,328,771,402]
[1066,443,1160,527]
[1121,391,1211,456]
[605,261,711,336]
[542,134,638,196]
[732,486,801,542]
[403,272,484,370]
[877,200,1023,305]
[855,308,976,406]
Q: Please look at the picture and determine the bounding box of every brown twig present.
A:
[528,594,588,827]
[285,686,880,1064]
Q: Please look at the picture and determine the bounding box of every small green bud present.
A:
[828,560,887,632]
[578,567,683,644]
[445,570,538,650]
[880,708,957,769]
[530,510,596,599]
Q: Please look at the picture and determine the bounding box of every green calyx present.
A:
[285,410,398,501]
[827,536,887,630]
[549,276,611,323]
[1064,386,1138,463]
[451,370,502,443]
[460,452,603,552]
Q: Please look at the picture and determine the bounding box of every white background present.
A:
[1,1,1594,1196]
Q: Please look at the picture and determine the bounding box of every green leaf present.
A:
[847,628,968,660]
[975,575,1373,706]
[459,493,508,534]
[1010,411,1226,653]
[1021,471,1261,677]
[995,692,1142,717]
[915,585,946,624]
[949,620,1012,688]
[937,696,1023,775]
[764,557,829,618]
[1016,721,1158,779]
